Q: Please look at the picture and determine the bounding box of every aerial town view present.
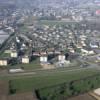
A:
[0,0,100,100]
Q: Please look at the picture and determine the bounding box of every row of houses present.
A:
[0,57,29,66]
[0,51,69,66]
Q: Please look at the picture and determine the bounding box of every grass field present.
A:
[9,68,100,93]
[38,71,100,100]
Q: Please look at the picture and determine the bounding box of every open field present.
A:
[0,65,99,100]
[38,71,100,100]
[9,68,100,93]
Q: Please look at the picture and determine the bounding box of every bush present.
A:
[37,75,100,100]
[9,80,16,94]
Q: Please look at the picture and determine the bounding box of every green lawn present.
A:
[0,52,10,58]
[38,74,100,100]
[9,68,100,93]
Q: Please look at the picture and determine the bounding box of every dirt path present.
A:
[67,93,96,100]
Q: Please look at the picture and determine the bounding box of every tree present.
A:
[9,80,16,94]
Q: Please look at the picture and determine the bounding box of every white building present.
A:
[80,35,87,41]
[40,56,48,63]
[54,51,61,55]
[90,43,98,48]
[81,41,86,47]
[0,59,7,66]
[11,50,18,58]
[81,49,95,56]
[58,55,66,61]
[22,56,29,64]
[69,49,75,53]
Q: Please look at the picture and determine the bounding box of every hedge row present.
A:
[37,74,100,100]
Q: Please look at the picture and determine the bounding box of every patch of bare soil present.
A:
[41,63,55,69]
[8,92,38,100]
[0,81,8,100]
[67,93,96,100]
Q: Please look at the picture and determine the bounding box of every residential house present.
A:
[0,59,7,66]
[11,50,18,58]
[22,56,29,64]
